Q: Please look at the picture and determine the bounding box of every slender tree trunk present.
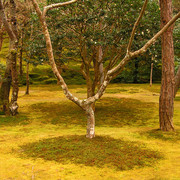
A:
[159,0,175,131]
[85,105,95,138]
[19,31,23,76]
[0,59,11,114]
[25,62,29,95]
[150,63,153,87]
[0,19,3,51]
[9,40,19,115]
[7,0,19,115]
[133,59,138,83]
[0,30,3,51]
[174,66,180,97]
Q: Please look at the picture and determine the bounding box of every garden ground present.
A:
[0,84,180,180]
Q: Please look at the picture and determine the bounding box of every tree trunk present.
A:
[8,0,19,115]
[19,31,23,76]
[150,63,153,87]
[0,60,11,114]
[0,29,3,51]
[0,19,3,51]
[85,105,95,138]
[133,59,138,83]
[159,0,175,131]
[174,66,180,97]
[9,40,19,115]
[25,62,29,95]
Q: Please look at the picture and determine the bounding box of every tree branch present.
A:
[0,0,16,41]
[109,11,180,76]
[85,11,180,105]
[31,0,84,109]
[43,0,77,17]
[127,0,148,53]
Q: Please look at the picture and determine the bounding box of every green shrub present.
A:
[44,78,57,84]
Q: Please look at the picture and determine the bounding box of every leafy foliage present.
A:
[44,0,162,83]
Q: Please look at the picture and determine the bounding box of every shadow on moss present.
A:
[19,135,162,171]
[28,97,157,127]
[174,96,180,101]
[0,114,30,126]
[140,129,180,142]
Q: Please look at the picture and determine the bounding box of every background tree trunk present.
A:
[150,63,153,87]
[25,62,29,95]
[133,59,139,83]
[19,31,23,76]
[0,18,4,51]
[0,60,11,114]
[159,0,175,131]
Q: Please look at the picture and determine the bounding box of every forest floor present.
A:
[0,84,180,180]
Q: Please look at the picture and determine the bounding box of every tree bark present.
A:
[9,40,19,115]
[0,0,19,115]
[19,31,23,76]
[0,60,11,114]
[174,66,180,97]
[9,0,19,115]
[159,0,175,131]
[85,105,95,138]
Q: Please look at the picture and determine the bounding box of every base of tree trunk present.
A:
[86,106,95,139]
[160,119,175,131]
[9,101,18,116]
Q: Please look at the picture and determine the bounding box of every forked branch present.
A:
[86,11,180,105]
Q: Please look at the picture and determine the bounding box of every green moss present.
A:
[0,84,180,179]
[0,114,30,126]
[20,135,162,171]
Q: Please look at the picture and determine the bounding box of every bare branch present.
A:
[31,0,84,109]
[127,0,148,53]
[43,0,77,17]
[31,0,42,17]
[0,0,16,41]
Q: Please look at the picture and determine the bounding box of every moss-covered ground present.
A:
[0,84,180,179]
